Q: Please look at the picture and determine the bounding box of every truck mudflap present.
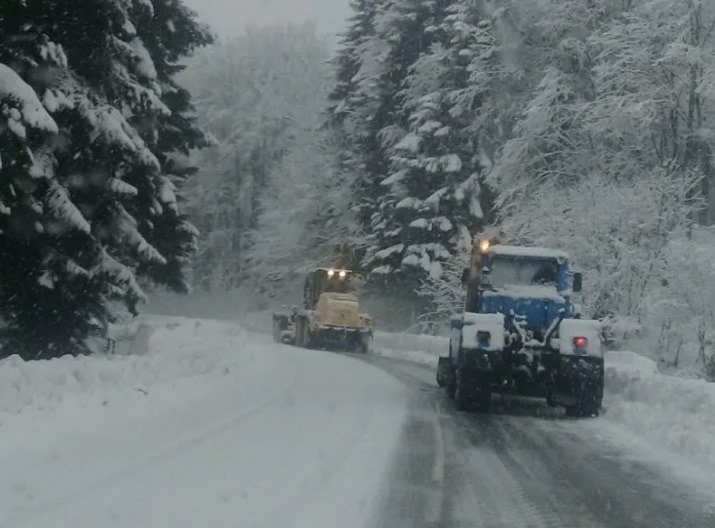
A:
[553,355,605,416]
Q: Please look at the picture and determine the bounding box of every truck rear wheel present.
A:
[294,317,310,348]
[454,358,491,413]
[358,339,369,354]
[272,315,289,343]
[474,382,491,413]
[272,320,282,343]
[351,334,369,354]
[455,366,491,412]
[565,393,601,417]
[446,369,456,400]
[455,366,473,411]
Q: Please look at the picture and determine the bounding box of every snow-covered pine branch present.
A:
[0,1,212,357]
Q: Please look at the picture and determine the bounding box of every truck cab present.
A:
[470,243,582,339]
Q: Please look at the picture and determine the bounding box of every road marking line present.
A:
[427,401,447,524]
[432,401,446,483]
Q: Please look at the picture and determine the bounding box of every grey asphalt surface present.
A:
[353,354,714,528]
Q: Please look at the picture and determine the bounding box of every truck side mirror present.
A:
[461,267,469,285]
[573,272,583,293]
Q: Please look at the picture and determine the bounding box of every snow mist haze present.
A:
[3,3,715,525]
[182,0,352,41]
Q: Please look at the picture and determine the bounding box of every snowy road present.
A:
[360,355,715,528]
[0,325,408,528]
[0,319,713,527]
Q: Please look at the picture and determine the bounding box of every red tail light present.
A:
[573,336,588,348]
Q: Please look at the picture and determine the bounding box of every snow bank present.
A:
[0,315,408,528]
[372,331,447,367]
[603,350,715,468]
[0,316,248,416]
[490,244,568,259]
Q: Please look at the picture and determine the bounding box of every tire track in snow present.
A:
[354,354,447,528]
[493,415,712,528]
[445,411,551,528]
[357,354,713,528]
[0,356,303,528]
[242,394,373,528]
[358,354,555,527]
[456,413,600,528]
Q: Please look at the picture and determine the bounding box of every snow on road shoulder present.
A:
[602,350,715,469]
[372,331,445,367]
[0,316,411,528]
[0,315,255,418]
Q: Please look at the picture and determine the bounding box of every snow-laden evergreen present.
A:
[386,0,715,373]
[328,0,390,244]
[0,0,211,357]
[328,1,526,291]
[368,3,498,283]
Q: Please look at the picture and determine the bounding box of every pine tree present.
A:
[328,1,451,287]
[131,0,212,293]
[327,0,387,240]
[328,0,380,116]
[367,2,497,284]
[0,0,211,357]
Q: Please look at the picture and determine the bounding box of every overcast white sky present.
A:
[182,0,352,42]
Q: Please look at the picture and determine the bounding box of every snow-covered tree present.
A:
[330,0,458,288]
[499,170,702,318]
[245,129,357,297]
[180,25,346,294]
[0,0,211,357]
[327,0,390,241]
[327,0,715,344]
[367,3,503,285]
[588,0,715,220]
[416,239,469,330]
[490,0,715,212]
[641,229,715,373]
[487,0,604,209]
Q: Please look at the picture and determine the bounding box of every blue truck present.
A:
[436,238,604,417]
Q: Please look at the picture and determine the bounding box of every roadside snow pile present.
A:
[239,309,275,334]
[0,316,249,416]
[604,350,715,467]
[372,331,447,367]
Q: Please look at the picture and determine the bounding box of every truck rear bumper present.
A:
[456,349,604,397]
[314,325,371,340]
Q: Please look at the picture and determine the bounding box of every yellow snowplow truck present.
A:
[272,268,373,353]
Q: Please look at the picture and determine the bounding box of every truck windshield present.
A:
[488,257,559,288]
